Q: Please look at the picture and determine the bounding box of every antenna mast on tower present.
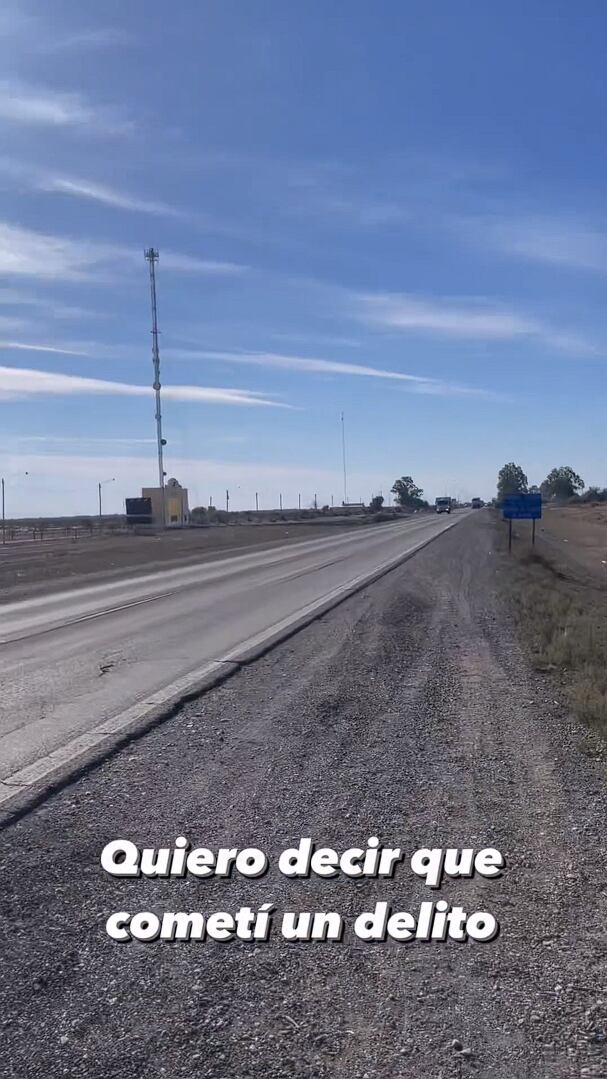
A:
[144,248,166,527]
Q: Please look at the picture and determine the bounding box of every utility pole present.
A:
[98,478,115,532]
[255,492,259,511]
[145,248,166,528]
[298,493,301,510]
[1,477,4,546]
[226,489,229,512]
[279,493,283,511]
[341,410,348,506]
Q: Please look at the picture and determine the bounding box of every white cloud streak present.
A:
[36,27,130,53]
[39,176,182,217]
[468,213,607,274]
[171,347,503,400]
[0,222,247,280]
[0,365,288,407]
[358,291,602,356]
[0,341,85,356]
[0,287,99,320]
[181,348,432,383]
[0,80,133,134]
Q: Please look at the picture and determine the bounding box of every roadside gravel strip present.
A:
[1,515,606,1078]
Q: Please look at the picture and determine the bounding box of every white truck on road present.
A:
[435,497,451,514]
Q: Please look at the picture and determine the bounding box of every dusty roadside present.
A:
[0,514,606,1078]
[495,506,607,735]
[537,504,607,582]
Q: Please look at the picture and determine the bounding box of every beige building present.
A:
[142,477,190,527]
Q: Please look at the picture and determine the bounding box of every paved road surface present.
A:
[1,514,605,1078]
[0,513,461,782]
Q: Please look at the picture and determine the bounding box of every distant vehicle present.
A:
[471,497,483,509]
[435,497,451,514]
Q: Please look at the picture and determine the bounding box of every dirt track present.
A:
[1,515,606,1077]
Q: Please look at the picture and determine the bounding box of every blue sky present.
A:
[1,0,607,515]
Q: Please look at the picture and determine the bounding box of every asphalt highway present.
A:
[0,513,462,784]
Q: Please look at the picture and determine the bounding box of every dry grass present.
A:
[498,526,607,735]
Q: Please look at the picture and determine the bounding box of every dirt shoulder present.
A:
[495,507,607,735]
[536,504,607,584]
[0,519,372,603]
[1,515,606,1077]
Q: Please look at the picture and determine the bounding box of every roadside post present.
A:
[501,493,542,551]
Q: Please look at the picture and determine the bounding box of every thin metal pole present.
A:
[341,411,348,505]
[145,248,165,528]
[226,489,229,512]
[298,493,301,510]
[279,493,282,511]
[255,492,259,511]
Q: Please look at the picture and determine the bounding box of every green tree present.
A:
[368,494,384,513]
[391,476,425,509]
[541,466,584,501]
[497,462,528,501]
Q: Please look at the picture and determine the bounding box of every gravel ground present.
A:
[1,514,606,1078]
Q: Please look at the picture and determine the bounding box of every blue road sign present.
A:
[502,493,542,520]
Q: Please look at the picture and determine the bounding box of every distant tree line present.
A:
[496,462,588,503]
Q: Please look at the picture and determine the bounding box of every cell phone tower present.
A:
[144,247,166,527]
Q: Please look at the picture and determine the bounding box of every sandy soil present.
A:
[535,504,607,583]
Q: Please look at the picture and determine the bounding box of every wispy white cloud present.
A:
[0,80,133,134]
[0,222,98,280]
[36,27,131,53]
[151,251,245,275]
[304,193,413,227]
[361,292,538,339]
[358,291,603,356]
[0,341,85,356]
[463,213,607,274]
[170,347,503,400]
[0,222,247,281]
[0,364,288,407]
[0,287,99,320]
[181,348,432,383]
[407,381,506,401]
[39,176,182,217]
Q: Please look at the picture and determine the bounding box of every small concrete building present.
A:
[141,477,190,527]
